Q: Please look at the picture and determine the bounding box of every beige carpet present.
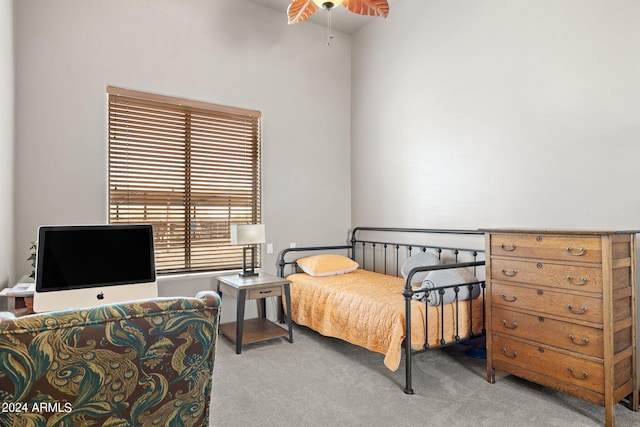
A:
[210,324,640,426]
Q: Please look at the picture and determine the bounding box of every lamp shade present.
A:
[230,224,266,245]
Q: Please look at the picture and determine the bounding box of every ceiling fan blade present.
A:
[343,0,389,18]
[288,0,319,24]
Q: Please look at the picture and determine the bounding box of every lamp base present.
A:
[240,246,258,277]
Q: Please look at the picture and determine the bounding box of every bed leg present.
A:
[404,338,414,394]
[403,288,414,395]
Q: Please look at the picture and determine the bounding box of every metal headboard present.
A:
[278,227,484,278]
[349,227,484,277]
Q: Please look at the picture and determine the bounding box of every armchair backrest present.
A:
[0,291,221,426]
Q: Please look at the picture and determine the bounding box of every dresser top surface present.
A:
[480,228,640,235]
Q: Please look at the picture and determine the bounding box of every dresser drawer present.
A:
[248,286,282,299]
[490,234,602,263]
[491,282,603,324]
[492,334,604,394]
[490,258,603,293]
[491,307,604,358]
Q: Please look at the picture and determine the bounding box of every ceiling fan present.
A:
[287,0,389,44]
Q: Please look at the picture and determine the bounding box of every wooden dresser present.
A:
[484,229,638,426]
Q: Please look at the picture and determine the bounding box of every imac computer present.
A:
[33,224,158,313]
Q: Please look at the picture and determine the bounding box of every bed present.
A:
[278,227,486,394]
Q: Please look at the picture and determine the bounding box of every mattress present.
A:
[286,269,484,371]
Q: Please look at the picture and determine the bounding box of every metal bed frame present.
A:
[278,226,487,394]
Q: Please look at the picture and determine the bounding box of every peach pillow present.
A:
[297,254,359,277]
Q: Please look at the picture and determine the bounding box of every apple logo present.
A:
[97,292,105,300]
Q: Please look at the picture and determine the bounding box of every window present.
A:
[108,87,261,274]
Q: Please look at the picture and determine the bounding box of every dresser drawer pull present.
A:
[500,293,517,302]
[565,247,586,256]
[259,290,273,294]
[501,320,518,329]
[501,269,517,277]
[568,368,588,380]
[501,348,518,358]
[500,244,516,252]
[568,335,589,346]
[566,276,587,286]
[567,304,588,315]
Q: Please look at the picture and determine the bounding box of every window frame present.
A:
[107,86,262,275]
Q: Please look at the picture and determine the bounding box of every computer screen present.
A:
[34,224,158,312]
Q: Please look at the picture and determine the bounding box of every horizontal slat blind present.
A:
[108,87,261,274]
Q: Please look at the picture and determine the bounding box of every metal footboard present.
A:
[402,261,486,394]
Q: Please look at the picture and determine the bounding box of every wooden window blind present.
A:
[108,87,261,275]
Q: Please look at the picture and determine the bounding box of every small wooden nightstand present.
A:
[216,272,293,354]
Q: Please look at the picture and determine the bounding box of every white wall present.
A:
[13,0,352,313]
[351,0,640,230]
[0,0,14,303]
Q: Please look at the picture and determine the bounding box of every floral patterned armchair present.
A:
[0,291,221,427]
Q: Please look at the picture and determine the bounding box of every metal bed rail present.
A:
[278,245,353,278]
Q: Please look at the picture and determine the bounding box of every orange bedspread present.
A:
[286,269,484,371]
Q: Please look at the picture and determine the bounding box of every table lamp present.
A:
[230,224,266,277]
